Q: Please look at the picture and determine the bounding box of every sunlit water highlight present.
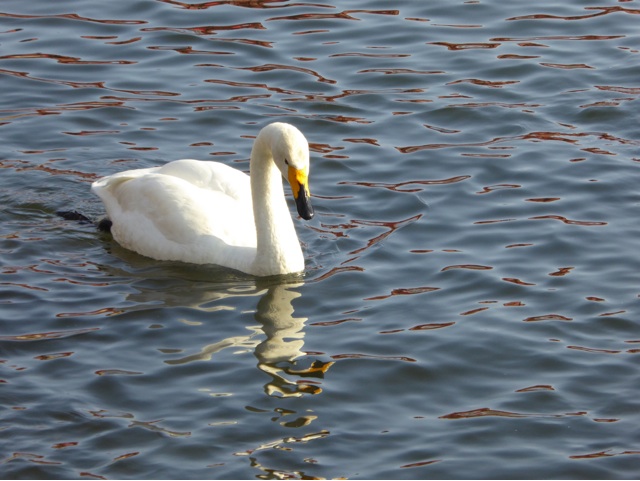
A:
[1,0,639,478]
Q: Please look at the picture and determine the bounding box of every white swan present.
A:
[91,122,314,276]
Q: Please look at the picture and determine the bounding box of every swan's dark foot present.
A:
[56,210,92,224]
[57,210,112,233]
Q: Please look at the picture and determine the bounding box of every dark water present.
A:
[1,0,640,478]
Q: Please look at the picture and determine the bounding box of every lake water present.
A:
[1,0,639,478]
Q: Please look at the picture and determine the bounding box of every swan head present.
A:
[261,122,314,221]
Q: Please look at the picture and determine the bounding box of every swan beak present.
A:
[288,165,314,220]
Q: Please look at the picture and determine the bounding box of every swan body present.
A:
[92,122,314,276]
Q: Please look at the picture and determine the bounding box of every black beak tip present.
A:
[295,187,314,221]
[302,207,314,221]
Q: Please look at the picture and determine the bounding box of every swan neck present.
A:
[249,133,301,275]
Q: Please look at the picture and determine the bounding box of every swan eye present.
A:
[284,159,289,165]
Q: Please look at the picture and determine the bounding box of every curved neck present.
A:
[249,135,302,276]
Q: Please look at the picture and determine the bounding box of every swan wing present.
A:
[92,159,257,267]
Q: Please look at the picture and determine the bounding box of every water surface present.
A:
[1,0,640,478]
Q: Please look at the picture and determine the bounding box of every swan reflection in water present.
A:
[164,280,333,398]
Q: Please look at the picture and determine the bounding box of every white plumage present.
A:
[92,122,314,276]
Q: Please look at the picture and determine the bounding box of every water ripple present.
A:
[2,0,640,478]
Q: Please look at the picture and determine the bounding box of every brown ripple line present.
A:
[52,442,79,449]
[359,68,444,75]
[477,184,521,194]
[293,30,330,36]
[586,296,606,302]
[56,307,123,318]
[113,452,140,462]
[516,384,555,392]
[330,52,411,59]
[409,322,455,331]
[451,101,542,110]
[0,281,48,292]
[582,147,616,155]
[147,45,233,56]
[401,460,442,469]
[460,307,489,316]
[567,345,622,355]
[0,327,99,341]
[3,453,61,466]
[343,137,380,146]
[440,407,587,420]
[0,12,146,24]
[540,62,594,69]
[492,34,626,42]
[2,101,129,118]
[331,353,416,362]
[0,53,136,65]
[529,215,607,226]
[525,197,561,203]
[142,23,266,35]
[311,265,364,282]
[441,264,493,272]
[596,85,640,95]
[599,310,627,317]
[429,42,501,50]
[498,54,540,60]
[34,352,74,361]
[397,130,640,154]
[339,175,470,192]
[462,153,512,158]
[432,23,483,28]
[95,369,143,376]
[108,36,143,45]
[570,449,640,460]
[473,218,517,225]
[52,277,113,287]
[310,317,362,327]
[580,100,623,108]
[204,78,300,96]
[213,37,275,48]
[16,163,100,181]
[549,267,574,277]
[524,314,573,322]
[63,130,121,136]
[237,63,336,84]
[82,35,118,40]
[2,264,55,275]
[507,6,640,22]
[0,68,179,98]
[503,277,536,286]
[268,9,399,22]
[448,78,520,88]
[365,286,440,301]
[286,87,424,103]
[154,0,290,10]
[309,142,344,155]
[423,124,461,134]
